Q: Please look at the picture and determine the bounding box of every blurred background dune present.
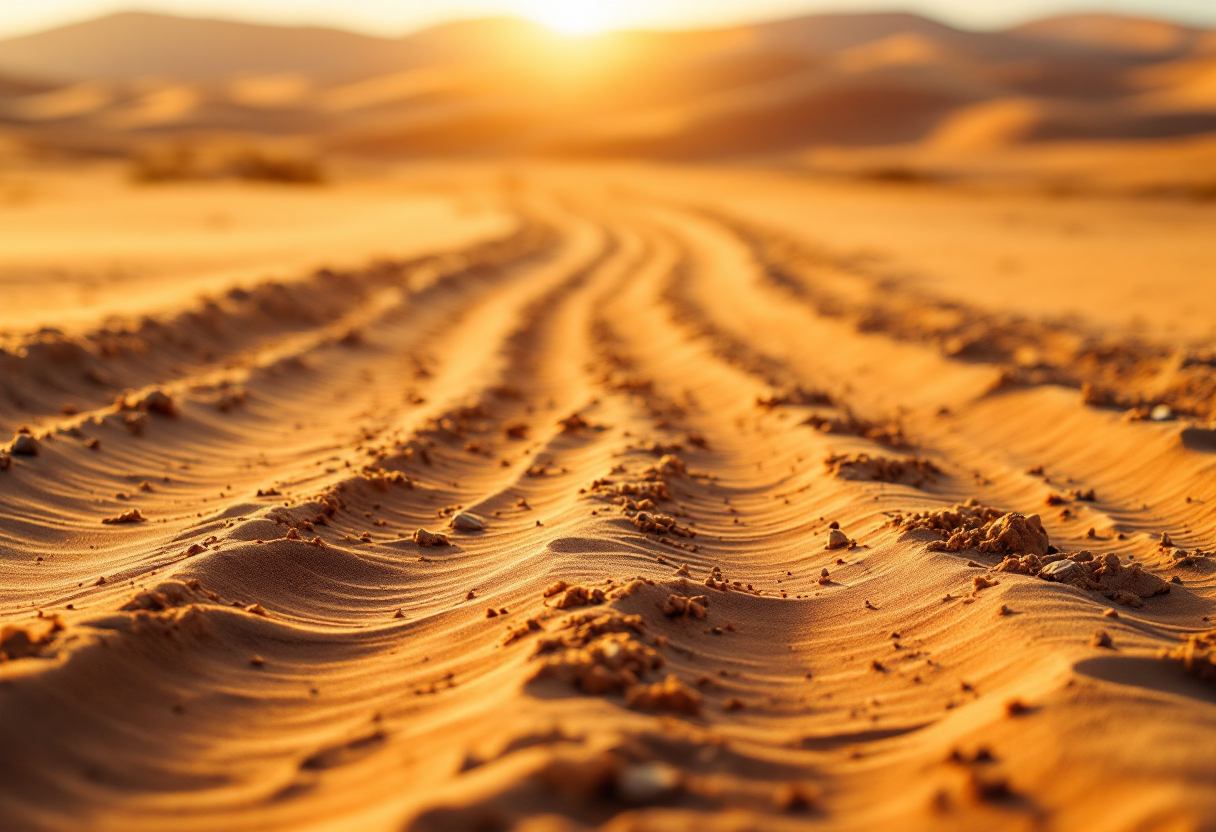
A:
[0,8,1213,194]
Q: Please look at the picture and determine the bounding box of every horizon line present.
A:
[1,3,1211,44]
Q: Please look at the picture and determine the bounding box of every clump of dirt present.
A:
[631,511,696,538]
[663,594,709,619]
[650,454,686,476]
[996,551,1170,607]
[587,458,697,543]
[359,467,411,492]
[588,476,671,504]
[417,403,491,443]
[119,389,178,417]
[558,412,591,433]
[625,674,702,715]
[824,452,941,486]
[0,615,64,661]
[756,386,832,410]
[802,411,910,448]
[531,611,663,695]
[892,501,1048,556]
[702,565,767,596]
[102,509,147,525]
[548,585,607,610]
[121,580,213,612]
[1161,631,1216,683]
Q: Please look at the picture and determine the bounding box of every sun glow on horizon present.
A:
[520,0,617,36]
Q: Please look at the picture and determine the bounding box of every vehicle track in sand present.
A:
[1,170,1214,832]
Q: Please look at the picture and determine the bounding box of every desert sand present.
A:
[1,10,1215,832]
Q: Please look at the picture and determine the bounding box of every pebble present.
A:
[826,529,849,550]
[1149,404,1173,422]
[617,761,681,803]
[140,390,177,417]
[1040,559,1082,581]
[12,434,40,456]
[451,512,486,531]
[413,528,450,547]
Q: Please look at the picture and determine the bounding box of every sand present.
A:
[1,9,1215,832]
[0,155,1212,832]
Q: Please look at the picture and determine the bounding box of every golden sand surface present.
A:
[0,156,1213,831]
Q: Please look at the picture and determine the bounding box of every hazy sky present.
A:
[2,0,1215,40]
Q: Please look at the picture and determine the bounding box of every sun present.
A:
[521,1,615,36]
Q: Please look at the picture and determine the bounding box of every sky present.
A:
[2,0,1215,41]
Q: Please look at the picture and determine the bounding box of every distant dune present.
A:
[0,10,1213,160]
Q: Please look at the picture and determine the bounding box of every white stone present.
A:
[451,512,486,531]
[1150,404,1173,422]
[617,761,681,803]
[1041,559,1082,582]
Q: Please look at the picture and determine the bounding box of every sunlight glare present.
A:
[522,1,614,36]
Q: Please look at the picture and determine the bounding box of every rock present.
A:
[553,586,606,609]
[450,512,486,531]
[11,434,39,456]
[102,509,146,524]
[617,761,682,803]
[413,528,449,547]
[1150,404,1173,422]
[1041,559,1083,582]
[826,529,849,550]
[141,390,177,417]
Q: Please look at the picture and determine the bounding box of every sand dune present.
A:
[1,11,1214,159]
[0,160,1214,831]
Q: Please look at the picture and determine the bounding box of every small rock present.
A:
[413,528,449,547]
[102,509,146,524]
[12,434,39,456]
[826,529,849,550]
[1150,404,1173,422]
[616,761,681,803]
[1004,698,1030,716]
[773,782,818,812]
[1091,629,1113,648]
[1040,559,1082,582]
[141,390,177,417]
[450,512,486,531]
